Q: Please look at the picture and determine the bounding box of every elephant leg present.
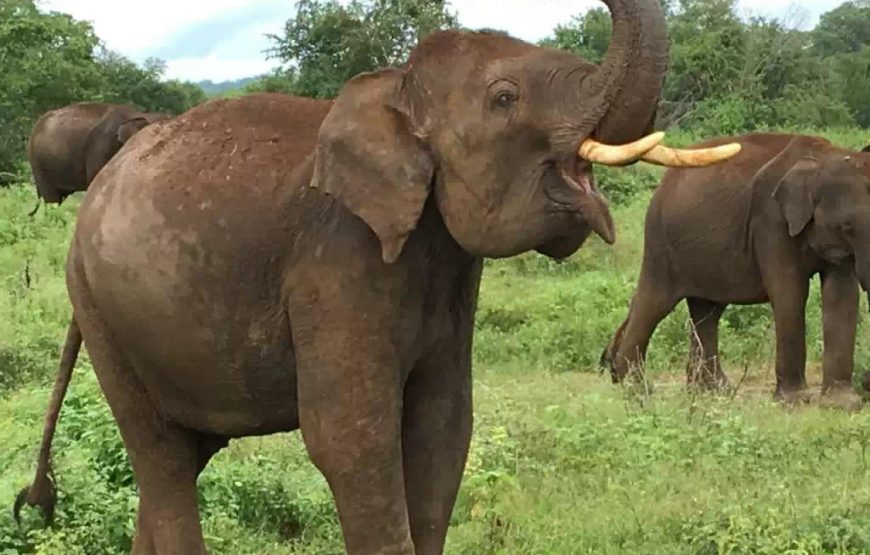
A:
[686,298,729,390]
[600,313,630,379]
[402,355,473,555]
[768,279,810,403]
[612,281,680,384]
[30,165,62,204]
[297,350,413,554]
[819,265,862,410]
[73,306,207,555]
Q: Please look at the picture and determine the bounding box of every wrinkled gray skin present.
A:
[18,0,674,552]
[602,133,870,410]
[27,103,168,204]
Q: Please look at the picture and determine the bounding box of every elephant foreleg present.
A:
[296,340,414,554]
[768,276,810,403]
[402,353,473,555]
[819,265,862,409]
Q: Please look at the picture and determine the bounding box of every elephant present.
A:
[601,132,870,409]
[15,2,740,552]
[27,102,168,205]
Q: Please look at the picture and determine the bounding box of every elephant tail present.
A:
[27,198,42,217]
[14,317,82,526]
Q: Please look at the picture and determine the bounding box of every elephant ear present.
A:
[311,69,434,264]
[772,157,820,237]
[116,117,149,144]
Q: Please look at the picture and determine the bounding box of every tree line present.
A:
[0,0,207,178]
[2,0,869,178]
[256,0,870,135]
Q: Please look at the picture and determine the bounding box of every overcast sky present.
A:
[41,0,846,83]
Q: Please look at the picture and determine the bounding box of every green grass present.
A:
[1,127,870,554]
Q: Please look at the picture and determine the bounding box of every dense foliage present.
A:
[0,0,206,178]
[545,0,870,134]
[5,0,870,177]
[256,0,870,135]
[264,0,458,98]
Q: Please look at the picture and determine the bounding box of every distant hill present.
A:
[196,77,260,96]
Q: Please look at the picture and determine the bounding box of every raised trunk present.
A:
[581,0,669,145]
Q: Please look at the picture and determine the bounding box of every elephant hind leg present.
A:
[612,281,680,384]
[686,298,730,391]
[600,312,630,382]
[71,304,208,554]
[30,167,63,204]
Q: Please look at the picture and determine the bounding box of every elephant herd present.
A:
[8,0,869,553]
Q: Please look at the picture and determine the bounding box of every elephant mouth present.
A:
[549,157,596,198]
[544,157,615,245]
[560,163,594,196]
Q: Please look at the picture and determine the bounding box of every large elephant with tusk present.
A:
[16,0,737,552]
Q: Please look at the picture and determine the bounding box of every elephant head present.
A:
[311,0,738,263]
[117,112,169,144]
[769,138,870,302]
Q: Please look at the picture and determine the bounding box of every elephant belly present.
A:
[655,190,767,304]
[75,209,302,437]
[659,228,767,303]
[99,287,300,437]
[675,254,767,303]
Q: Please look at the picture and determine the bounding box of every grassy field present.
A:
[1,128,870,553]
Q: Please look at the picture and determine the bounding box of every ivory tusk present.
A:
[640,143,742,167]
[578,132,665,166]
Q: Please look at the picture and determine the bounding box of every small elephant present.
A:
[27,102,168,204]
[602,133,870,408]
[16,3,740,552]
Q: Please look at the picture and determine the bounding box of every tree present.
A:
[812,1,870,57]
[538,0,863,133]
[243,69,299,95]
[811,2,870,127]
[538,8,611,63]
[0,0,206,177]
[269,0,458,98]
[0,0,103,175]
[828,46,870,128]
[97,54,207,114]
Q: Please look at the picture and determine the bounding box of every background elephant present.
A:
[27,102,168,204]
[16,1,737,552]
[601,133,870,409]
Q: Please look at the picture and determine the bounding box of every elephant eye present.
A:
[493,90,518,109]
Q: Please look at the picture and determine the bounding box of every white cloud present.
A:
[39,0,845,82]
[456,0,599,41]
[41,0,267,56]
